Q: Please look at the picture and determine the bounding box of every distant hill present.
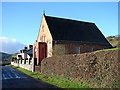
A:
[115,35,120,37]
[106,36,120,48]
[11,53,18,57]
[0,52,12,61]
[0,52,12,65]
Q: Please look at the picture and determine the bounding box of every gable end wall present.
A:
[35,14,53,58]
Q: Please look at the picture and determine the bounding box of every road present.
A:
[1,66,61,89]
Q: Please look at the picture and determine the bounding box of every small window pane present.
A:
[75,47,80,54]
[89,48,93,52]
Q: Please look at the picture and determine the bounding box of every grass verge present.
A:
[12,65,89,88]
[5,64,12,66]
[95,48,120,52]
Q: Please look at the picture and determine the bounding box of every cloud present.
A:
[1,37,7,39]
[11,39,16,42]
[0,37,27,54]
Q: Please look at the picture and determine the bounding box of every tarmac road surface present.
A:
[1,66,61,89]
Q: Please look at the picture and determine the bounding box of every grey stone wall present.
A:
[11,58,34,72]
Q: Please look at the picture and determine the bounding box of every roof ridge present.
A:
[45,15,94,24]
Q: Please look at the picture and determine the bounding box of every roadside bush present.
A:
[41,49,120,88]
[11,57,16,62]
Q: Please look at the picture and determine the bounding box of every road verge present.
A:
[12,65,89,88]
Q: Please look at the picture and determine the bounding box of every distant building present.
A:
[17,45,33,60]
[33,13,112,65]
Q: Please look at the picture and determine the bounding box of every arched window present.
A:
[42,25,44,32]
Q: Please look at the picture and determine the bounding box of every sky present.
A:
[1,2,118,54]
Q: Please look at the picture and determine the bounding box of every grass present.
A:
[5,64,12,66]
[94,48,120,52]
[12,65,89,88]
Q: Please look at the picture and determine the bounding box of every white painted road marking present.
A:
[2,66,27,80]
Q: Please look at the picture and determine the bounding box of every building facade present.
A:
[17,45,33,60]
[33,13,112,65]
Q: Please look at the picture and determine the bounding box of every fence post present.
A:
[17,60,18,63]
[24,59,26,64]
[32,58,35,72]
[28,58,30,64]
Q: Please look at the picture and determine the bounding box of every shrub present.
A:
[42,49,120,88]
[11,57,16,61]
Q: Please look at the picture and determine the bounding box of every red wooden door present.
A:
[38,42,47,65]
[35,42,47,73]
